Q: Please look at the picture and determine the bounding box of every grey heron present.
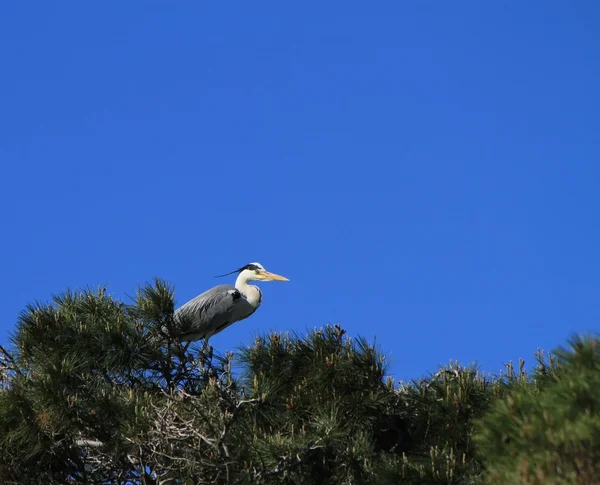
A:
[171,262,289,342]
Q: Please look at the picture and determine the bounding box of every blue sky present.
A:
[1,2,599,382]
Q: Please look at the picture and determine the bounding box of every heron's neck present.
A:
[235,275,262,308]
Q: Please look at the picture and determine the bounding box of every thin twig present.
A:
[0,345,22,376]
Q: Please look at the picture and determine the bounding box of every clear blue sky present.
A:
[1,2,599,382]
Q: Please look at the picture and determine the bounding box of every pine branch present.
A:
[260,438,324,479]
[0,345,22,377]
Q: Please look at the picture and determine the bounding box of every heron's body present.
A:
[171,262,287,342]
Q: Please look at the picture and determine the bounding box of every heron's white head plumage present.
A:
[240,262,289,282]
[248,262,265,271]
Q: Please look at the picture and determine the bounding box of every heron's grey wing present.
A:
[173,284,241,341]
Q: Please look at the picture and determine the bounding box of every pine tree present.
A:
[0,279,597,484]
[475,336,600,484]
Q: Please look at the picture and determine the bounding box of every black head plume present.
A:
[214,263,262,278]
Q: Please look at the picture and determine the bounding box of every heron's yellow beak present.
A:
[262,271,290,282]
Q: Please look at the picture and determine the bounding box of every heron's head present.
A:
[215,262,290,282]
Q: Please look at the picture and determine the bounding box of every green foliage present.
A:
[476,336,600,485]
[0,279,597,484]
[0,286,153,484]
[236,327,397,484]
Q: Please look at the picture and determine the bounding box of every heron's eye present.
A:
[255,270,261,275]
